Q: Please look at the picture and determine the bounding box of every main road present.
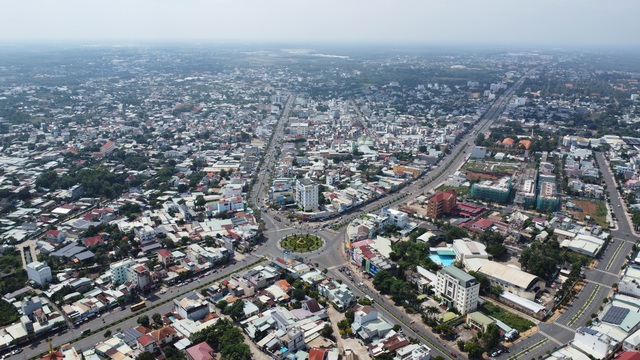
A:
[249,73,532,360]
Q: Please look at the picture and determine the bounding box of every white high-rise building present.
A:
[110,258,135,285]
[435,265,480,314]
[296,178,319,212]
[26,261,52,286]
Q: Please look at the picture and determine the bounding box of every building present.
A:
[156,249,175,267]
[435,266,480,314]
[186,342,214,360]
[537,182,560,212]
[110,258,135,285]
[173,292,210,321]
[394,343,432,360]
[466,311,496,332]
[295,178,319,212]
[572,327,615,360]
[477,261,541,301]
[134,225,156,244]
[470,177,512,204]
[318,280,356,311]
[426,190,457,219]
[381,208,409,228]
[26,261,52,286]
[470,146,487,159]
[127,265,152,291]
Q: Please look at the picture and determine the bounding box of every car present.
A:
[450,353,457,358]
[11,349,22,355]
[159,290,166,294]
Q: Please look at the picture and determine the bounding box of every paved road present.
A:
[24,72,540,359]
[505,151,638,359]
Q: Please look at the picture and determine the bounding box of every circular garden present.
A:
[280,234,324,252]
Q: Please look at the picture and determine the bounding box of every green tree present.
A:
[464,340,484,359]
[152,313,162,326]
[137,315,150,328]
[481,324,501,351]
[136,352,156,360]
[224,300,245,321]
[104,330,112,338]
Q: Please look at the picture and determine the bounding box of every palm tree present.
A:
[426,306,440,320]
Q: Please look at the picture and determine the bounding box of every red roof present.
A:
[308,348,328,360]
[83,236,104,247]
[186,342,214,360]
[157,249,172,258]
[138,334,155,347]
[618,352,640,360]
[473,219,493,229]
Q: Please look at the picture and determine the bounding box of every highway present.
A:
[22,71,568,360]
[247,73,532,360]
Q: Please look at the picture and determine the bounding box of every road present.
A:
[25,71,557,360]
[249,74,532,360]
[505,152,637,359]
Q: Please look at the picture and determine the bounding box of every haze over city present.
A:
[2,0,640,47]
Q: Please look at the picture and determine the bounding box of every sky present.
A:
[2,0,639,47]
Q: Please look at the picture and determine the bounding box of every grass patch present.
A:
[435,184,470,197]
[280,234,323,252]
[479,302,535,332]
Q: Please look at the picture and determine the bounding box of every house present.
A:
[137,334,157,353]
[45,230,66,243]
[471,219,493,232]
[186,341,214,360]
[150,325,178,346]
[82,235,105,248]
[157,249,175,267]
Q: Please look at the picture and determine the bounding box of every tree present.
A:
[195,195,206,209]
[136,352,156,360]
[104,330,112,338]
[163,346,187,360]
[320,324,334,340]
[464,340,484,359]
[481,324,501,351]
[224,300,245,321]
[152,312,162,326]
[216,300,228,312]
[475,133,486,146]
[137,315,150,328]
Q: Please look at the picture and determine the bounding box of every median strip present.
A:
[508,339,548,360]
[606,243,623,271]
[567,284,600,327]
[29,258,266,360]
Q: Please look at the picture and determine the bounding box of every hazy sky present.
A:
[2,0,639,47]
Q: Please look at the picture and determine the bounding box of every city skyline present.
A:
[2,0,639,48]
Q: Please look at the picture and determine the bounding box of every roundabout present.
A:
[279,233,325,253]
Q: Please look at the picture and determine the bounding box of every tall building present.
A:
[470,177,512,204]
[295,178,319,212]
[110,258,135,285]
[426,189,457,218]
[537,181,560,212]
[435,266,480,314]
[127,264,152,291]
[26,261,52,286]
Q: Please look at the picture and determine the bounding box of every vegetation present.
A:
[373,270,418,309]
[189,318,252,360]
[36,168,129,199]
[280,234,323,252]
[479,302,534,332]
[519,240,562,281]
[0,248,28,294]
[0,299,20,326]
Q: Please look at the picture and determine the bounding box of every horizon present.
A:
[2,0,639,48]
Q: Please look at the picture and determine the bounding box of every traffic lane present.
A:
[328,269,454,360]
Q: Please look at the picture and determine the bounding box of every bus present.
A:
[131,301,146,311]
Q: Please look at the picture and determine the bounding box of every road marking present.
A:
[509,339,548,360]
[567,284,600,326]
[584,279,612,288]
[606,243,623,271]
[538,331,563,346]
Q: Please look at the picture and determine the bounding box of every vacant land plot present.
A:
[569,199,608,228]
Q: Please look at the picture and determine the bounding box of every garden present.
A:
[280,234,324,252]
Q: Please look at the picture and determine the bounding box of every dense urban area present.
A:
[0,45,639,360]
